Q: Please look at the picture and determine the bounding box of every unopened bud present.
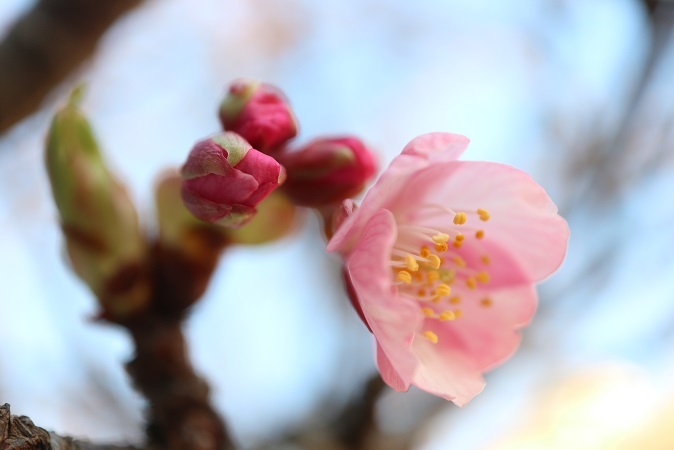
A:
[181,132,286,228]
[218,78,298,153]
[45,87,149,318]
[277,137,377,208]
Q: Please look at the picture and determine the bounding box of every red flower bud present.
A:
[277,137,377,207]
[181,132,286,228]
[218,79,298,154]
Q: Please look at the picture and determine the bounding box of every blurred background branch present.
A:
[0,0,143,134]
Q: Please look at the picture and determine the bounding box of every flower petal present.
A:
[180,185,233,222]
[346,209,422,390]
[181,138,232,179]
[184,172,259,205]
[401,132,470,162]
[376,342,410,392]
[394,161,569,282]
[435,284,537,374]
[329,133,469,254]
[411,337,485,406]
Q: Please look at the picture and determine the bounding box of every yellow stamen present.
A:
[417,288,426,297]
[452,256,466,267]
[405,255,419,272]
[426,254,441,269]
[397,271,412,284]
[431,296,442,304]
[453,212,467,225]
[453,240,463,249]
[454,309,463,318]
[475,229,485,239]
[422,330,439,344]
[432,233,449,244]
[476,271,490,284]
[420,246,430,258]
[480,255,491,265]
[477,208,490,221]
[455,233,465,242]
[480,298,493,308]
[421,307,435,317]
[448,296,461,304]
[439,310,456,321]
[413,271,424,282]
[436,283,451,296]
[435,242,448,252]
[466,277,477,289]
[426,271,440,283]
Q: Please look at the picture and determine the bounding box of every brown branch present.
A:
[0,403,141,450]
[0,0,143,134]
[125,316,232,450]
[113,233,236,450]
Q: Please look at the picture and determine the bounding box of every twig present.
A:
[125,317,232,450]
[115,233,236,450]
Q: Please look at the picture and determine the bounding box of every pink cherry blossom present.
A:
[327,133,569,405]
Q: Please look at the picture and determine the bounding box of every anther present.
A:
[405,255,419,272]
[427,271,440,283]
[421,307,435,317]
[454,309,463,318]
[453,240,463,249]
[455,233,465,242]
[426,254,441,269]
[480,255,491,265]
[448,296,461,304]
[435,242,448,252]
[422,330,439,344]
[480,298,493,308]
[439,311,456,321]
[453,212,467,225]
[452,256,466,267]
[477,208,490,221]
[476,271,490,284]
[397,271,412,284]
[436,283,451,296]
[466,277,477,289]
[420,246,431,258]
[432,233,449,244]
[475,230,485,239]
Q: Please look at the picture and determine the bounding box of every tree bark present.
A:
[0,403,142,450]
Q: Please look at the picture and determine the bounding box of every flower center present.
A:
[390,206,493,344]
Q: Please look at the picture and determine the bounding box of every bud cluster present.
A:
[180,78,378,234]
